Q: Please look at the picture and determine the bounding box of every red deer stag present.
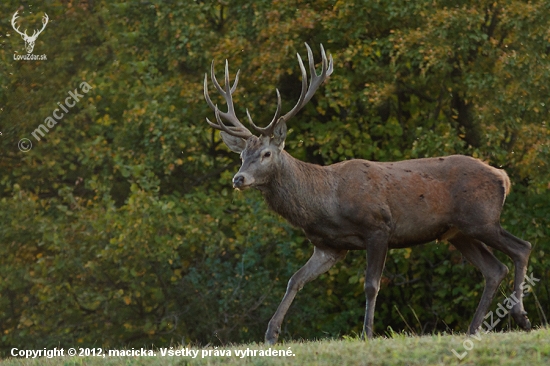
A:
[203,43,532,344]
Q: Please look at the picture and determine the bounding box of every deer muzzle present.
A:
[232,173,254,190]
[233,174,245,189]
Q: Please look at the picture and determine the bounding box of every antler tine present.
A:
[204,73,215,109]
[248,89,282,136]
[322,44,335,76]
[203,60,252,139]
[224,60,232,101]
[230,68,240,94]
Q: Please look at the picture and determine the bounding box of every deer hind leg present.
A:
[464,224,532,331]
[449,233,509,334]
[265,247,347,345]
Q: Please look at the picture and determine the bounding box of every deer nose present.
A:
[233,174,245,188]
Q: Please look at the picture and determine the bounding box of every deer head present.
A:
[204,43,333,189]
[11,11,49,54]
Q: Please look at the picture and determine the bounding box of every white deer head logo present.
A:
[11,11,49,54]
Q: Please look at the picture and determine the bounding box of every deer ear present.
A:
[220,131,247,153]
[272,119,287,149]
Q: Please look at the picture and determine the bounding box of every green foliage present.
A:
[0,0,548,356]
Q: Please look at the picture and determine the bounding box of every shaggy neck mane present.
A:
[260,151,336,229]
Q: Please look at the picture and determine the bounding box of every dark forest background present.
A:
[0,0,549,356]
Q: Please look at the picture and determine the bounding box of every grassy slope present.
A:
[2,328,549,365]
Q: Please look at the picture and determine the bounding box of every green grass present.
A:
[2,328,549,365]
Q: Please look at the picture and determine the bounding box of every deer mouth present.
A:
[234,185,251,191]
[233,181,253,190]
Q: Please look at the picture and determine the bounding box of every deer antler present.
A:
[204,43,333,139]
[250,43,333,137]
[204,60,253,139]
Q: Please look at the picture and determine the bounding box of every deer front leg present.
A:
[362,235,389,340]
[265,247,347,345]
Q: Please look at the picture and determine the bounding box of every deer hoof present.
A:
[512,311,531,331]
[264,333,278,345]
[265,325,280,345]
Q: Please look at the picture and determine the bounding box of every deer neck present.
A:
[260,151,335,228]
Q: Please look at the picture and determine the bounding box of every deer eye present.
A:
[263,151,271,158]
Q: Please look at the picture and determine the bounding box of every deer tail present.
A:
[498,169,511,206]
[501,169,511,196]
